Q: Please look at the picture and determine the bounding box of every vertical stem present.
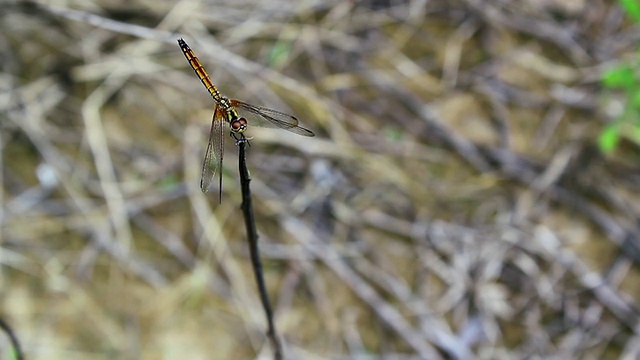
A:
[237,137,283,360]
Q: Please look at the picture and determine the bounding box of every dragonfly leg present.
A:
[232,132,250,146]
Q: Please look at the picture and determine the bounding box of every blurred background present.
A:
[2,0,640,359]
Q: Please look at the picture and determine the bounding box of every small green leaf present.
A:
[620,0,640,23]
[628,123,640,144]
[599,124,621,153]
[159,174,179,190]
[385,127,404,142]
[268,41,293,68]
[602,65,636,89]
[631,88,640,108]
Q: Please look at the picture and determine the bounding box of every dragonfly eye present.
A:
[231,118,248,133]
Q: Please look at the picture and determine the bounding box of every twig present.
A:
[237,136,283,360]
[0,317,24,360]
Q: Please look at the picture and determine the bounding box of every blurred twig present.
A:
[238,137,282,360]
[0,317,23,360]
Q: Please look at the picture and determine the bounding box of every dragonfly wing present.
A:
[231,100,315,137]
[200,105,226,199]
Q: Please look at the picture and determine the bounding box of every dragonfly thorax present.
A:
[224,105,247,134]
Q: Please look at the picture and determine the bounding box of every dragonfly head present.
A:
[230,117,248,134]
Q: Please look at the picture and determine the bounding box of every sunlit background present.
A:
[2,0,640,359]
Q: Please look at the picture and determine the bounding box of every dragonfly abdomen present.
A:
[178,38,224,102]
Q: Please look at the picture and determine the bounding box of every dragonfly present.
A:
[178,38,315,201]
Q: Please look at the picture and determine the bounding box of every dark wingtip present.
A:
[199,178,208,193]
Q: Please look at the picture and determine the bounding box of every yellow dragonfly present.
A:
[178,38,315,200]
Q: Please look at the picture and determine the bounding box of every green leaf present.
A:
[620,0,640,23]
[599,124,621,153]
[602,65,636,89]
[268,41,292,68]
[631,88,640,108]
[385,127,404,142]
[628,122,640,143]
[159,174,179,190]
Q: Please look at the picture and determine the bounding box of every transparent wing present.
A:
[231,100,315,137]
[200,105,226,200]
